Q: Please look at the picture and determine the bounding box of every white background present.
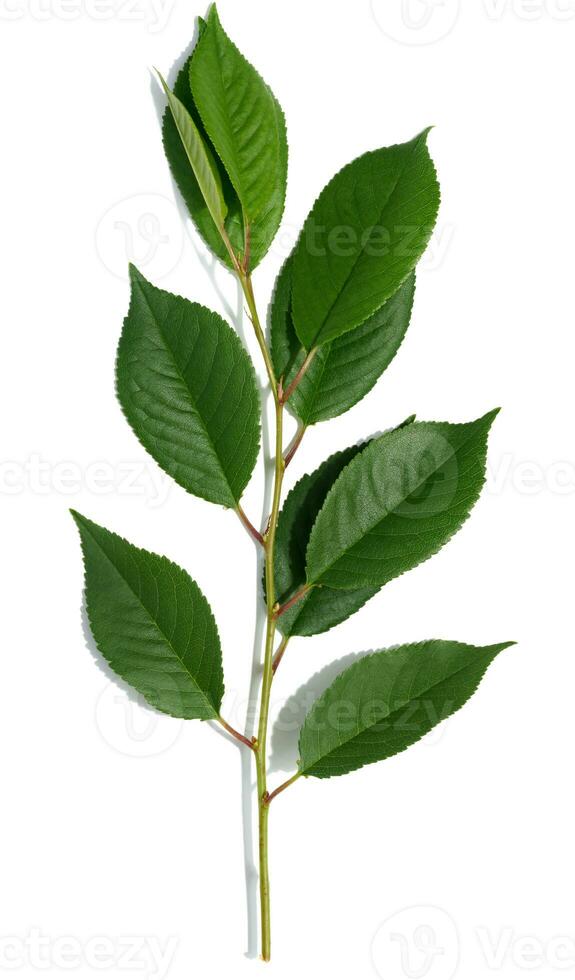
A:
[1,1,573,978]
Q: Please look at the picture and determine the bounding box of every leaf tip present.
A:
[206,2,220,26]
[415,125,435,145]
[69,508,88,535]
[485,639,517,661]
[396,413,417,430]
[482,406,502,427]
[128,262,144,285]
[154,69,173,108]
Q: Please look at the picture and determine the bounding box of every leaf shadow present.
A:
[269,652,364,774]
[237,399,274,959]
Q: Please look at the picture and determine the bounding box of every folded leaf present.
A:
[306,411,498,590]
[189,5,287,266]
[271,257,415,424]
[274,444,378,637]
[72,511,224,720]
[157,70,228,236]
[291,130,439,349]
[162,54,245,269]
[298,640,514,777]
[117,266,260,509]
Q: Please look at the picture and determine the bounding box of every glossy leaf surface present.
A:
[299,640,513,777]
[291,131,439,349]
[271,258,415,424]
[306,412,498,589]
[117,267,260,508]
[189,5,287,265]
[73,511,224,720]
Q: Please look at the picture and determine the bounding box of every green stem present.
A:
[255,392,284,961]
[239,270,278,399]
[233,252,296,959]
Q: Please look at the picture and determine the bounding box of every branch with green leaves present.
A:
[72,5,515,964]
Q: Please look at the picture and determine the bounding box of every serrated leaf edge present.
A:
[305,410,499,589]
[70,509,225,720]
[291,129,440,349]
[298,639,516,777]
[116,265,262,509]
[190,4,288,234]
[291,273,417,426]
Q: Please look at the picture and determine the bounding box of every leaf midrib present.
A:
[135,280,237,506]
[81,519,218,716]
[307,422,481,586]
[297,143,417,348]
[193,20,279,225]
[300,649,493,772]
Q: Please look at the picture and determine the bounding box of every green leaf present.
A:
[162,53,245,269]
[291,130,439,349]
[117,266,260,509]
[189,5,287,266]
[271,257,415,425]
[298,640,514,778]
[306,411,498,590]
[274,416,417,636]
[274,444,378,637]
[157,70,228,237]
[72,511,224,721]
